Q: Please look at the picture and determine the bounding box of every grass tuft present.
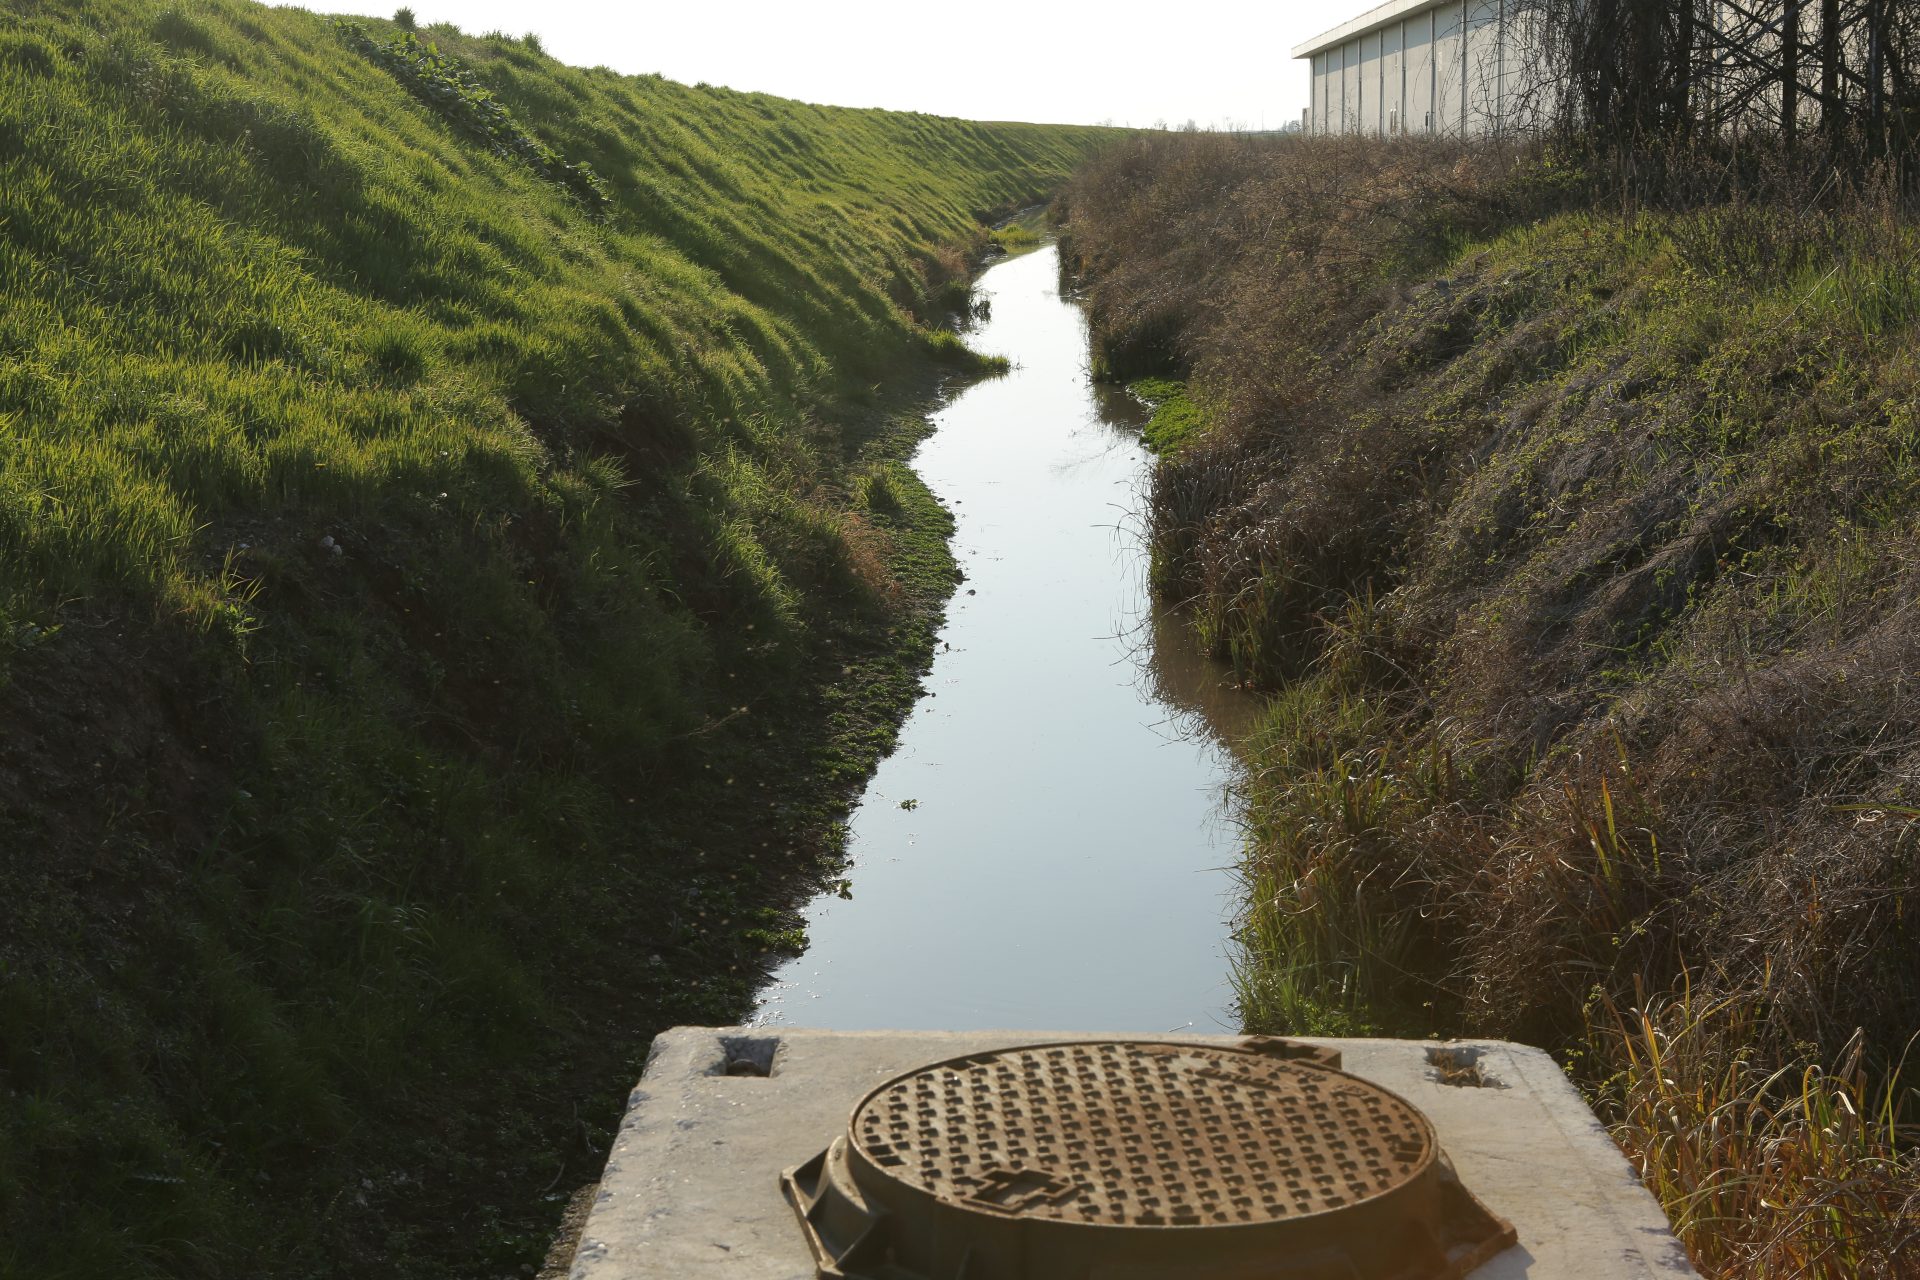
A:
[1603,987,1920,1278]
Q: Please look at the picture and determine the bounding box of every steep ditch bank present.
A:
[1059,132,1920,1277]
[0,2,1114,1275]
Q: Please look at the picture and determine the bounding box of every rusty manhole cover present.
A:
[783,1039,1515,1280]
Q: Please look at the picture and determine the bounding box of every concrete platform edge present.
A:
[568,1027,1698,1280]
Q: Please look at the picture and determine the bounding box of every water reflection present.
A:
[1141,607,1266,752]
[753,245,1254,1034]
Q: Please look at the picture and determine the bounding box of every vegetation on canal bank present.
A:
[1062,132,1920,1276]
[1125,378,1206,456]
[0,1,1113,1274]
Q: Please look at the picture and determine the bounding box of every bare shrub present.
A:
[1063,134,1546,685]
[1513,0,1920,167]
[1603,990,1920,1279]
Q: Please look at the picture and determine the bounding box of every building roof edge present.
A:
[1291,0,1447,59]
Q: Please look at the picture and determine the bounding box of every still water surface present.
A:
[753,245,1254,1033]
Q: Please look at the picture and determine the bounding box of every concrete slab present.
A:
[567,1027,1698,1280]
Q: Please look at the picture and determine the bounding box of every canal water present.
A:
[752,244,1254,1033]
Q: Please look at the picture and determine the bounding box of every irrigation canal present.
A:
[753,243,1255,1034]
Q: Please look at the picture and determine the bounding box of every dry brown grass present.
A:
[1603,989,1920,1279]
[1062,134,1554,686]
[834,508,902,607]
[1064,131,1920,1276]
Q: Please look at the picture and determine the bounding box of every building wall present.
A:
[1382,21,1405,133]
[1345,37,1359,131]
[1312,52,1327,133]
[1325,49,1341,133]
[1308,1,1849,139]
[1465,0,1502,134]
[1306,0,1540,138]
[1327,50,1341,134]
[1406,12,1437,134]
[1500,2,1548,132]
[1433,1,1465,138]
[1368,31,1382,134]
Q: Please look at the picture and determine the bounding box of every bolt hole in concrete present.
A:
[1428,1045,1503,1088]
[753,244,1260,1034]
[714,1035,780,1078]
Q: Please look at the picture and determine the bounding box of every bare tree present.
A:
[1506,0,1920,165]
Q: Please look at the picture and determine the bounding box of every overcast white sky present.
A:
[292,1,1336,129]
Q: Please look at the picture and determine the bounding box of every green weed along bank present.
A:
[0,2,1111,1276]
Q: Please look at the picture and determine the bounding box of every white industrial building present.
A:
[1295,1,1540,138]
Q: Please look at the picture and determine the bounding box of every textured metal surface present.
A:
[848,1040,1433,1228]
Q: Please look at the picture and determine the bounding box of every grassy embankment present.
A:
[1062,133,1920,1276]
[0,2,1113,1274]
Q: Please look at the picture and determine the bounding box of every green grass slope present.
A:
[0,3,1110,1275]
